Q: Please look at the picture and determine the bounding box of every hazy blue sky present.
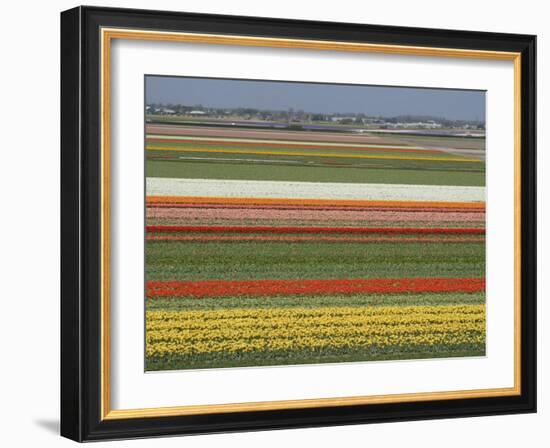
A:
[146,76,485,121]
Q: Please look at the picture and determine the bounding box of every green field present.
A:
[146,240,485,281]
[392,134,486,151]
[145,137,485,186]
[146,344,485,371]
[146,160,484,186]
[147,292,486,311]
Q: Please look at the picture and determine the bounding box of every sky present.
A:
[146,76,485,121]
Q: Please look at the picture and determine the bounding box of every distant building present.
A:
[331,116,355,122]
[386,121,442,129]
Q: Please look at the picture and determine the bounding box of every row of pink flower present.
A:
[147,206,486,223]
[146,225,485,235]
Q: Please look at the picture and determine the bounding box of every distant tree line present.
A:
[145,103,485,128]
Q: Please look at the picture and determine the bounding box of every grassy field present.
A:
[146,160,484,186]
[146,240,485,281]
[392,134,486,151]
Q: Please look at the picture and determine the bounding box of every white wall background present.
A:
[0,0,546,446]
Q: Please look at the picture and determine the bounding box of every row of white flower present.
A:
[146,177,486,203]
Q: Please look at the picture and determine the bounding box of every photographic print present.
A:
[61,9,536,439]
[144,76,486,371]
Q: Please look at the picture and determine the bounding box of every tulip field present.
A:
[145,124,486,371]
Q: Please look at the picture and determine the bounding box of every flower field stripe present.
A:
[146,225,485,235]
[146,138,445,154]
[146,202,486,213]
[146,206,485,223]
[146,178,486,203]
[146,277,485,298]
[146,195,485,209]
[145,122,486,370]
[146,235,486,243]
[146,145,482,163]
[146,304,485,357]
[147,293,486,312]
[146,134,433,151]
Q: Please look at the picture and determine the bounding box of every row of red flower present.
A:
[146,277,486,298]
[146,235,485,243]
[146,225,485,235]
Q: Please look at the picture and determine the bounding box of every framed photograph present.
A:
[61,6,536,441]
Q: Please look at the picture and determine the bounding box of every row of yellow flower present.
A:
[146,304,485,357]
[147,304,482,322]
[147,310,483,331]
[147,146,481,163]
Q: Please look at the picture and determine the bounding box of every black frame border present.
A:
[61,6,536,442]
